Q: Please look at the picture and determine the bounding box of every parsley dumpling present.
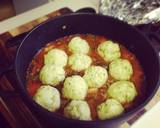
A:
[33,85,60,112]
[97,40,121,62]
[62,75,88,100]
[109,58,133,80]
[39,64,65,86]
[68,36,90,54]
[83,66,108,88]
[64,100,91,120]
[97,99,124,120]
[68,54,92,72]
[107,81,137,104]
[44,49,68,67]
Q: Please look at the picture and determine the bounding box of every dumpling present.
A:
[97,40,121,62]
[109,58,133,80]
[68,54,92,72]
[33,85,60,111]
[97,99,124,120]
[39,64,65,86]
[68,36,90,54]
[107,81,137,104]
[44,49,68,67]
[62,75,88,100]
[83,66,108,88]
[64,100,91,120]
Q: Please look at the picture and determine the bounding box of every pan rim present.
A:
[15,13,160,124]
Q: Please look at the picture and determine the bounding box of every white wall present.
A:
[13,0,49,14]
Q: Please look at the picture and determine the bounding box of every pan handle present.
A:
[146,32,160,54]
[136,23,160,54]
[5,32,28,48]
[76,7,96,13]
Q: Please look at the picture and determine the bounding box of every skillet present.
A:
[0,10,160,128]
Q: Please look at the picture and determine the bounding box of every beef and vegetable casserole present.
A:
[27,34,145,121]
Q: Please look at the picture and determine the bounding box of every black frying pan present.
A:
[1,12,160,128]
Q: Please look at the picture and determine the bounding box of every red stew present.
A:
[27,34,145,120]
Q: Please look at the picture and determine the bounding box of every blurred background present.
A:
[0,0,55,21]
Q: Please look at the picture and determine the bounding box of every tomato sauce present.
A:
[27,34,145,120]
